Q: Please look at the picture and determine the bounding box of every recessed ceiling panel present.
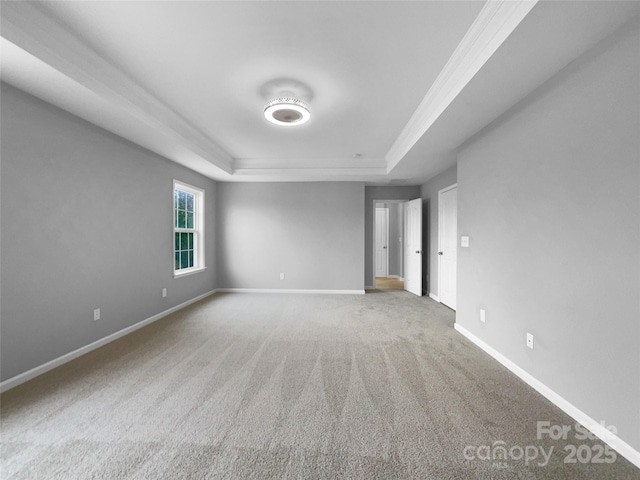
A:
[4,1,637,183]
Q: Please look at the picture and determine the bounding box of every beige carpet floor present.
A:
[1,291,638,479]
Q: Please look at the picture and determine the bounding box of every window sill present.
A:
[173,266,206,279]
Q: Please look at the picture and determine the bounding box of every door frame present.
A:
[370,199,407,289]
[375,207,389,278]
[437,183,457,307]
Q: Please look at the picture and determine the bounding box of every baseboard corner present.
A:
[218,288,364,295]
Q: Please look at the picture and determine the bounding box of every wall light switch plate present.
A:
[279,273,285,280]
[461,236,470,248]
[526,333,534,349]
[162,288,167,298]
[93,308,100,321]
[480,309,486,323]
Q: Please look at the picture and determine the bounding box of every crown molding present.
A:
[0,1,233,174]
[232,157,388,178]
[232,167,388,178]
[233,157,387,170]
[385,0,538,173]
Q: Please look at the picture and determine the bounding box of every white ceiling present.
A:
[1,1,638,184]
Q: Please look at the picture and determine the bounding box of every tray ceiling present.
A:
[1,1,638,184]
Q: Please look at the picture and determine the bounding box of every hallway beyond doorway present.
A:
[375,277,404,290]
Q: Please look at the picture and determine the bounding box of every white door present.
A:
[403,198,422,296]
[438,185,457,309]
[375,208,389,278]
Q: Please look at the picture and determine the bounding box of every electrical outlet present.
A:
[162,288,167,298]
[279,273,285,280]
[526,332,534,349]
[93,308,100,321]
[480,309,486,323]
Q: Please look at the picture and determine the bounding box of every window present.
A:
[173,180,205,277]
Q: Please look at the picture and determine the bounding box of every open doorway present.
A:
[374,201,405,291]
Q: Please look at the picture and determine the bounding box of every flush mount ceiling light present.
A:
[264,97,310,126]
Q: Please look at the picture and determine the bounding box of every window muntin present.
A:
[173,181,204,276]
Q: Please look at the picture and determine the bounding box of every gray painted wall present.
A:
[0,83,217,381]
[457,23,639,451]
[364,186,420,288]
[216,182,364,291]
[419,166,457,297]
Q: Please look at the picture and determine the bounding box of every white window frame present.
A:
[173,180,205,278]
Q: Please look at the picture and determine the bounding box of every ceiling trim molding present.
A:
[233,157,387,170]
[232,167,388,177]
[0,1,233,174]
[385,0,538,173]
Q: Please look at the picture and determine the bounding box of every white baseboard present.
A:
[0,290,217,393]
[388,275,404,280]
[217,288,365,295]
[454,323,640,469]
[365,285,376,291]
[428,292,440,302]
